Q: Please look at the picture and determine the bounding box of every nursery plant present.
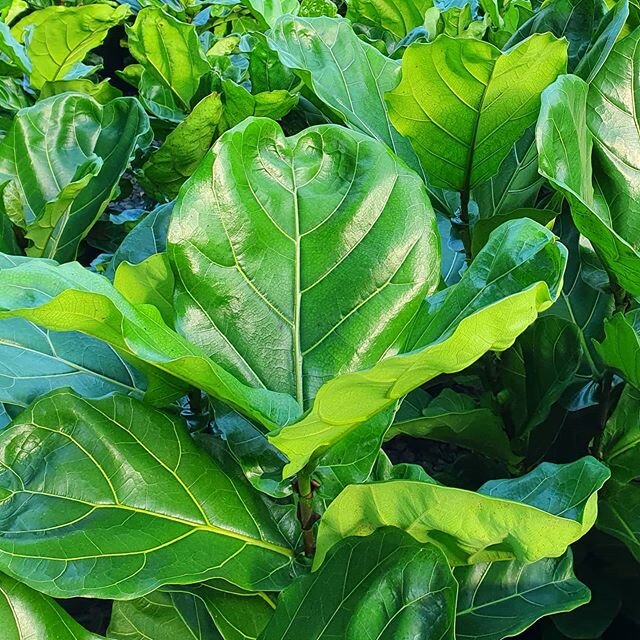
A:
[0,0,638,638]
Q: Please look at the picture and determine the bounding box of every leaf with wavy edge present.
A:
[0,390,295,599]
[12,4,129,89]
[587,28,640,251]
[537,73,640,295]
[126,8,210,113]
[455,551,590,640]
[0,256,301,428]
[168,117,439,409]
[314,457,609,567]
[269,218,567,477]
[598,479,640,561]
[269,15,443,203]
[346,0,435,39]
[596,311,640,392]
[260,528,456,640]
[0,572,101,640]
[386,33,567,191]
[0,93,151,262]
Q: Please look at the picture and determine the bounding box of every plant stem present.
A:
[456,190,472,259]
[296,468,317,557]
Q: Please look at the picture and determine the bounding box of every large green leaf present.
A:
[127,7,210,115]
[386,33,567,191]
[140,92,223,200]
[0,256,300,427]
[269,16,433,191]
[537,73,640,295]
[587,27,640,252]
[244,0,299,28]
[346,0,435,39]
[0,93,150,262]
[168,117,439,408]
[270,218,567,477]
[260,528,456,640]
[109,582,274,640]
[506,0,604,71]
[597,383,640,561]
[472,127,544,220]
[0,318,146,411]
[600,384,640,483]
[455,551,590,640]
[598,479,640,562]
[0,390,295,598]
[314,457,609,567]
[499,315,582,455]
[595,311,640,390]
[0,571,100,640]
[11,4,129,89]
[387,388,516,463]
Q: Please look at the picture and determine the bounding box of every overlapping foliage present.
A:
[0,0,638,638]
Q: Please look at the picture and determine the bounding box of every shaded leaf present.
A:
[455,551,590,640]
[260,528,456,640]
[346,0,435,39]
[0,572,100,640]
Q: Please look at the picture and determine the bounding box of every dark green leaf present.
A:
[0,390,295,598]
[260,528,457,640]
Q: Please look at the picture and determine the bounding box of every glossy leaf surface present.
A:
[386,33,567,191]
[260,528,456,640]
[314,457,609,566]
[0,390,295,598]
[0,93,150,262]
[169,117,439,409]
[270,218,566,476]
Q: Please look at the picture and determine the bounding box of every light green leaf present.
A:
[455,551,590,640]
[127,7,210,113]
[12,4,129,89]
[260,528,457,640]
[0,571,101,640]
[345,0,435,39]
[141,92,223,201]
[114,253,175,327]
[537,73,640,295]
[0,390,295,598]
[0,256,300,427]
[39,78,122,104]
[387,388,516,463]
[168,117,439,408]
[386,33,567,191]
[269,16,433,191]
[243,0,299,28]
[0,93,150,262]
[270,218,567,477]
[314,457,609,567]
[0,317,146,410]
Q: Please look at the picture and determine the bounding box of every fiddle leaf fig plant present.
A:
[0,1,637,639]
